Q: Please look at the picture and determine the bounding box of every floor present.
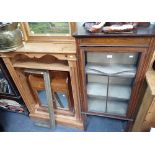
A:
[0,109,127,132]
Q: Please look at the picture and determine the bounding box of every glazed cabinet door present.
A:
[79,47,147,120]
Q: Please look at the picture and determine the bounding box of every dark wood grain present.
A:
[73,24,155,37]
[74,25,155,131]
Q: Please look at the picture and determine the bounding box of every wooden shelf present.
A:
[13,61,70,71]
[15,42,76,54]
[88,97,106,113]
[109,85,131,100]
[86,63,136,78]
[107,100,128,116]
[87,97,128,116]
[87,82,131,100]
[87,83,107,98]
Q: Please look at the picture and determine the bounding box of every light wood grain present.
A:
[132,87,153,131]
[0,42,84,129]
[1,58,35,113]
[13,61,70,71]
[30,111,84,129]
[15,42,76,54]
[146,70,155,95]
[68,60,82,120]
[132,70,155,131]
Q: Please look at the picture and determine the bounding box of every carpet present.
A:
[0,109,126,132]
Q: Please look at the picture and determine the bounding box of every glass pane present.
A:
[54,92,68,109]
[87,52,139,65]
[27,74,48,107]
[87,74,108,113]
[88,97,106,113]
[0,69,14,95]
[37,89,69,109]
[106,52,140,116]
[28,22,70,35]
[108,77,132,100]
[85,51,140,117]
[37,90,48,107]
[107,77,132,116]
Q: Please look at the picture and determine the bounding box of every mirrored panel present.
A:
[54,92,69,109]
[37,90,47,107]
[36,90,69,109]
[28,22,70,35]
[27,71,74,112]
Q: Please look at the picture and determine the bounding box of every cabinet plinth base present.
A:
[29,112,84,130]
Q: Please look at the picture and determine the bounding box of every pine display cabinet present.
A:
[0,43,83,129]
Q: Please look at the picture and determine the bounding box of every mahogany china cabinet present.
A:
[73,23,155,130]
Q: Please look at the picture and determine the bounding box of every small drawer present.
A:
[80,37,151,47]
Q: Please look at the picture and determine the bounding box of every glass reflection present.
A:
[54,92,68,109]
[37,90,69,109]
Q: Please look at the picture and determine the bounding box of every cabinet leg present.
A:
[125,121,134,132]
[82,114,87,131]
